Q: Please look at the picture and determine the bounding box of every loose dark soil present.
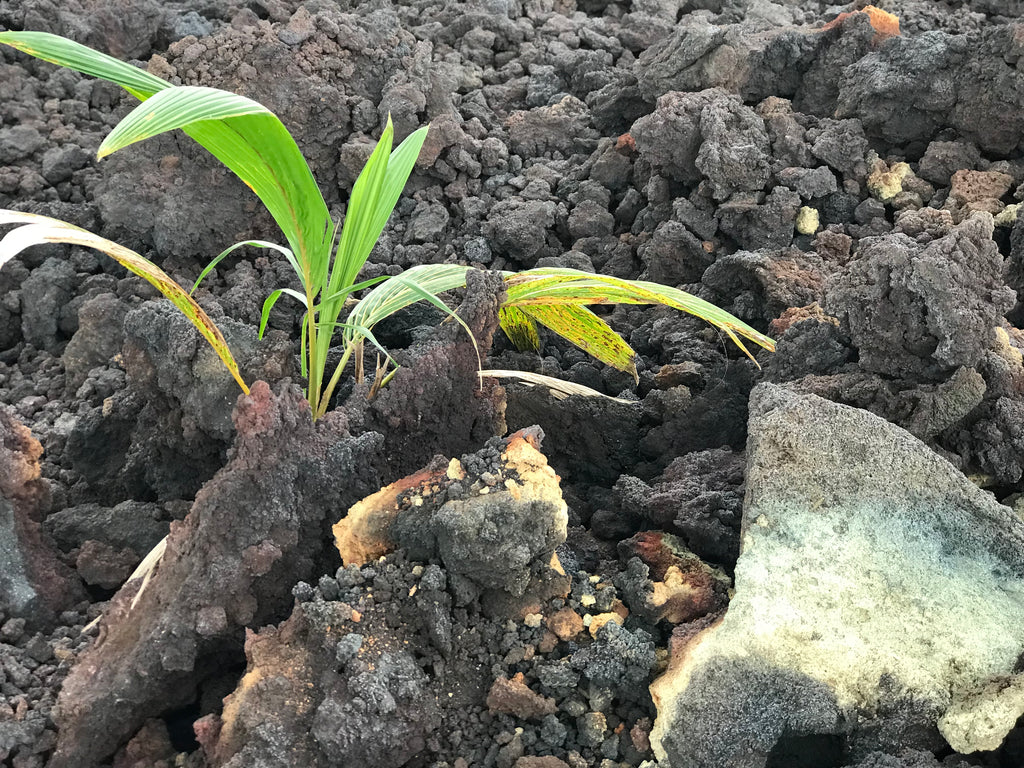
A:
[2,0,1024,766]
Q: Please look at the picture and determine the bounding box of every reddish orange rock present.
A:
[949,169,1014,207]
[546,607,584,640]
[823,5,900,42]
[770,302,839,336]
[486,673,556,719]
[623,531,730,624]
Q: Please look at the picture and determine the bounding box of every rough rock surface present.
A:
[3,0,1024,765]
[48,382,386,768]
[64,300,296,502]
[836,22,1024,155]
[651,384,1024,767]
[335,427,567,600]
[826,212,1014,382]
[0,407,84,628]
[200,544,658,768]
[359,269,508,476]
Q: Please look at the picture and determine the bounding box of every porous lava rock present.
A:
[48,382,386,768]
[826,212,1015,382]
[650,384,1024,767]
[334,426,568,601]
[836,22,1024,155]
[0,407,84,628]
[64,299,296,501]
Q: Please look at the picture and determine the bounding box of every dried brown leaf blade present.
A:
[0,210,249,394]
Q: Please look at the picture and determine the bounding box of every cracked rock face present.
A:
[650,384,1024,767]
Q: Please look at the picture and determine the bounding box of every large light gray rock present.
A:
[651,384,1024,767]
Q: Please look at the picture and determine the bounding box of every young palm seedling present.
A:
[0,31,774,422]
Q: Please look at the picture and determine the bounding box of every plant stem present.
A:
[315,342,356,420]
[305,289,322,420]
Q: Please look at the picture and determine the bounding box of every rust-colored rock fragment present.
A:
[334,427,568,601]
[948,169,1015,218]
[333,464,450,567]
[771,303,839,336]
[212,623,318,764]
[822,5,900,42]
[75,540,139,589]
[623,531,730,624]
[546,607,583,641]
[949,169,1014,205]
[588,612,626,637]
[486,673,557,719]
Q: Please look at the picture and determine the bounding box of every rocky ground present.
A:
[2,0,1024,766]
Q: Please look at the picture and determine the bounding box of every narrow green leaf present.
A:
[317,275,389,306]
[337,322,396,370]
[0,31,169,99]
[98,87,265,158]
[330,119,394,294]
[192,239,299,296]
[631,277,776,351]
[318,123,430,360]
[360,124,430,287]
[0,210,249,393]
[258,287,307,338]
[299,312,309,378]
[313,120,396,382]
[98,86,332,288]
[499,305,540,351]
[523,303,638,382]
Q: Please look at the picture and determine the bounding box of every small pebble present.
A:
[335,633,363,665]
[291,581,315,602]
[1,617,27,642]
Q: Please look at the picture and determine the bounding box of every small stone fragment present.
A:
[588,612,625,637]
[487,673,557,720]
[938,675,1024,753]
[546,607,584,641]
[796,206,820,235]
[867,159,910,202]
[75,540,138,589]
[576,712,608,747]
[949,169,1014,206]
[514,756,570,768]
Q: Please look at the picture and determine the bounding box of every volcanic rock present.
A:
[650,384,1024,767]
